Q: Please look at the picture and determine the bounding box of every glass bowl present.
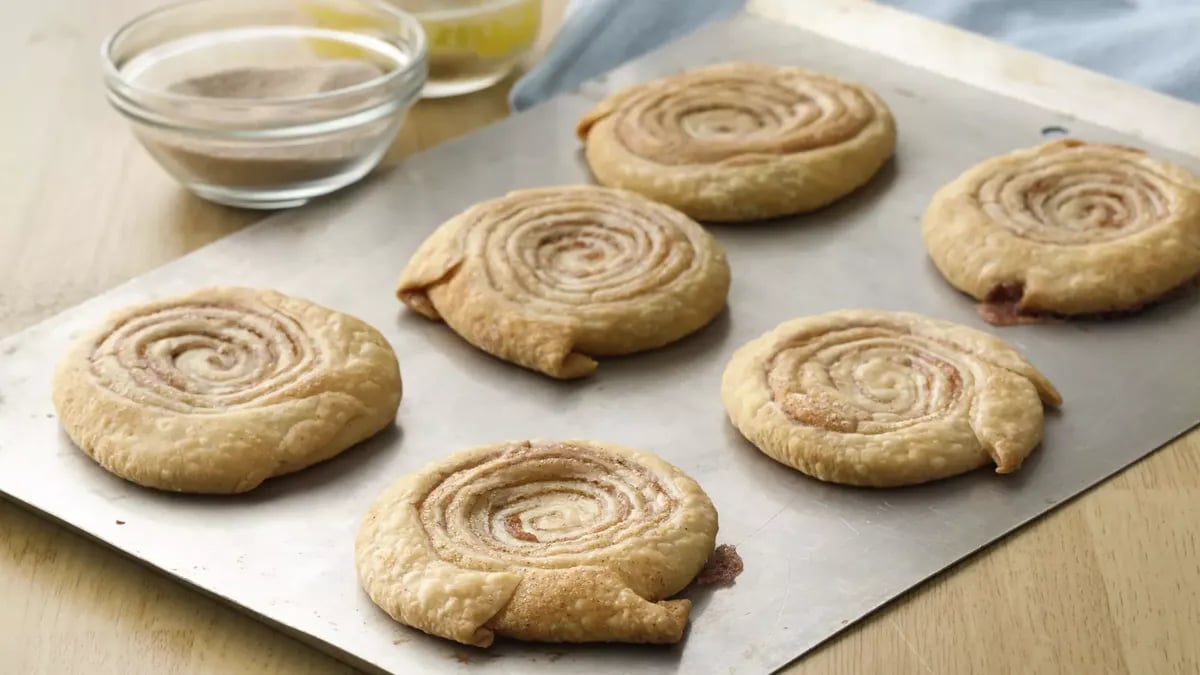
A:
[103,0,428,209]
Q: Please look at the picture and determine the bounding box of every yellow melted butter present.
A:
[300,0,540,60]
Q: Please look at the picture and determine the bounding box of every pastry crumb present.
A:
[695,544,744,585]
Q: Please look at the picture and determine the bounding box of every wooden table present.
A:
[2,1,1197,673]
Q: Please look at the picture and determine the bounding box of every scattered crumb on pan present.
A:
[694,544,744,586]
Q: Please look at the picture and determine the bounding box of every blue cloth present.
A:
[509,0,744,111]
[510,0,1200,111]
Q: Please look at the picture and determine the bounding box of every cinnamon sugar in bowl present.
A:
[103,0,427,209]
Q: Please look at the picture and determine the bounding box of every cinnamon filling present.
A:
[419,441,680,564]
[612,69,875,166]
[976,141,1169,245]
[88,302,316,412]
[694,544,744,586]
[504,514,540,543]
[768,328,967,433]
[465,188,702,305]
[978,282,1045,326]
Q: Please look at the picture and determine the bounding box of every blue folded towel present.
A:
[510,0,1200,110]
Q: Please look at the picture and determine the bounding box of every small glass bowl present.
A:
[102,0,428,209]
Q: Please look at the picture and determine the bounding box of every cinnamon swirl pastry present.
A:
[355,440,718,646]
[721,310,1061,487]
[51,287,402,493]
[923,139,1200,321]
[576,62,896,222]
[397,185,730,378]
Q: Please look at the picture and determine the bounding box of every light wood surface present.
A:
[1,1,1197,674]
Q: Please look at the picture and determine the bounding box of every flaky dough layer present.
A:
[355,440,718,646]
[51,287,402,493]
[722,310,1061,487]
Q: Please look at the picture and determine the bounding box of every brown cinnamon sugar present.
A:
[694,544,744,586]
[140,60,394,191]
[168,61,383,99]
[504,514,539,542]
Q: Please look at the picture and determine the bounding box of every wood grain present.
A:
[2,1,1197,674]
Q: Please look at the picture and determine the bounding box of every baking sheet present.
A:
[3,12,1199,675]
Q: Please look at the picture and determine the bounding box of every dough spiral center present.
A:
[768,328,970,434]
[419,443,678,569]
[613,67,876,166]
[470,188,706,310]
[89,303,318,413]
[979,147,1171,244]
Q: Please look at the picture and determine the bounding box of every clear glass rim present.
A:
[100,0,429,108]
[409,0,537,22]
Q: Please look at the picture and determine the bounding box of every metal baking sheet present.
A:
[3,12,1199,675]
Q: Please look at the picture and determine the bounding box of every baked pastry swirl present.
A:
[51,287,402,493]
[355,440,718,646]
[577,62,896,221]
[397,185,730,378]
[923,139,1200,321]
[721,310,1061,487]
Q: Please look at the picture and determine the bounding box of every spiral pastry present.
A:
[51,287,402,493]
[721,310,1061,487]
[576,62,896,221]
[397,185,730,378]
[923,139,1200,321]
[355,440,718,646]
